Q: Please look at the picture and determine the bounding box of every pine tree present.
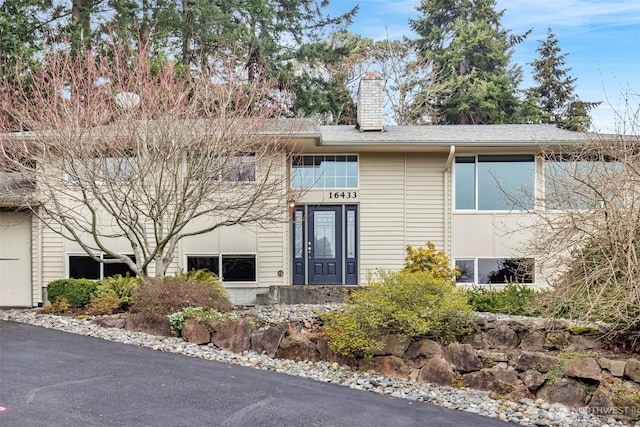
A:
[528,27,599,132]
[410,0,530,124]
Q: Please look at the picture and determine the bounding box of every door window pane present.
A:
[346,210,356,258]
[294,211,304,258]
[314,211,335,258]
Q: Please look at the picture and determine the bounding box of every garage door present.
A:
[0,212,32,307]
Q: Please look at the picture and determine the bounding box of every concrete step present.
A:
[255,285,359,305]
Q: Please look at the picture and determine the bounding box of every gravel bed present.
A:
[1,306,637,427]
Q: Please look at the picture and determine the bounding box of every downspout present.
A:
[444,146,455,260]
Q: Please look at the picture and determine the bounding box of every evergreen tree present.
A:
[528,27,599,132]
[410,0,530,124]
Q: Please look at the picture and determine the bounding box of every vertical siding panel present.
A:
[405,153,446,250]
[358,153,406,283]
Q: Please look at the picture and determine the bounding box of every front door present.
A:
[292,205,357,285]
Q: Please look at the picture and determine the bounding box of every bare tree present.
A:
[527,97,640,334]
[369,36,449,125]
[0,41,304,278]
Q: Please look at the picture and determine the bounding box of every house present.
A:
[0,73,604,307]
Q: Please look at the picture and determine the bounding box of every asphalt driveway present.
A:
[0,320,510,427]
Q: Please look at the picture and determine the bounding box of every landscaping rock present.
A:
[544,331,570,350]
[520,370,546,391]
[588,375,640,420]
[599,358,626,377]
[536,378,587,407]
[563,357,601,381]
[125,313,171,336]
[374,334,411,357]
[93,316,126,329]
[315,336,357,367]
[181,318,210,345]
[359,356,410,379]
[251,325,287,357]
[514,352,559,373]
[403,338,443,360]
[520,331,546,352]
[417,356,454,386]
[460,332,484,349]
[212,319,251,353]
[464,369,531,400]
[624,357,640,383]
[567,334,602,351]
[485,324,520,350]
[275,332,318,362]
[443,343,482,372]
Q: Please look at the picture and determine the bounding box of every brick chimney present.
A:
[356,72,384,132]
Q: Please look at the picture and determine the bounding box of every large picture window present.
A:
[291,155,358,189]
[544,154,621,210]
[454,258,534,285]
[455,155,535,210]
[185,254,256,282]
[68,254,136,279]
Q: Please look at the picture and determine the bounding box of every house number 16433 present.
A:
[328,191,357,199]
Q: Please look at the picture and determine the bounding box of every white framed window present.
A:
[185,253,256,282]
[291,155,358,189]
[66,157,134,183]
[454,257,534,285]
[67,253,136,279]
[455,155,535,211]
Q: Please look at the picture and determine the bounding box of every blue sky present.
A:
[326,0,640,133]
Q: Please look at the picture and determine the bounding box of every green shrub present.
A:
[87,274,140,315]
[132,270,232,322]
[167,306,236,333]
[323,270,472,357]
[404,241,459,279]
[465,283,542,316]
[43,297,70,314]
[46,279,98,308]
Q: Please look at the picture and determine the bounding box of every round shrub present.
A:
[46,278,98,308]
[132,270,232,322]
[323,270,472,358]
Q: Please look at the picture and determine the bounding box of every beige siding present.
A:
[41,222,65,286]
[358,153,405,281]
[405,153,447,249]
[31,215,41,305]
[257,220,287,287]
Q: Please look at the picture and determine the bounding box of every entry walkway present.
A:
[0,321,510,426]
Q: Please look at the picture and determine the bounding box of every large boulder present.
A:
[599,358,626,378]
[520,370,546,392]
[275,333,318,362]
[404,339,443,360]
[589,375,640,421]
[125,313,172,336]
[359,356,410,379]
[443,343,482,372]
[315,336,358,367]
[514,352,559,373]
[464,369,531,400]
[181,318,211,345]
[417,356,454,386]
[563,357,601,381]
[537,378,587,407]
[520,331,546,352]
[544,331,570,350]
[485,324,520,350]
[374,334,411,357]
[251,325,287,358]
[212,319,251,353]
[624,357,640,383]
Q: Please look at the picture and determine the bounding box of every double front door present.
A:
[292,205,357,285]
